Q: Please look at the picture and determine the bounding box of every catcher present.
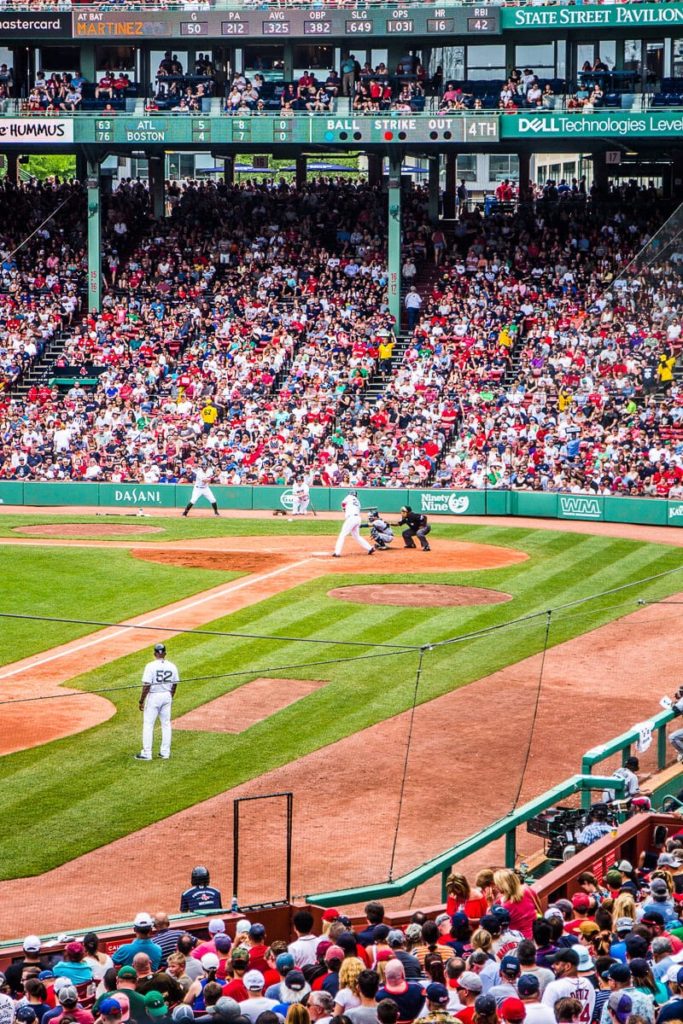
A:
[368,510,394,550]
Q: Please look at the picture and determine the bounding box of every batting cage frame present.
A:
[233,792,293,909]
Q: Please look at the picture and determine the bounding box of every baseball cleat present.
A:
[158,754,170,759]
[134,753,152,761]
[367,549,375,555]
[422,546,431,552]
[332,554,341,558]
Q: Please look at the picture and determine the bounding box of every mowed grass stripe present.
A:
[0,529,682,878]
[0,546,240,666]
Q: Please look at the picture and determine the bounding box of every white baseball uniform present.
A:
[140,657,179,759]
[334,493,373,556]
[292,480,310,515]
[190,466,216,506]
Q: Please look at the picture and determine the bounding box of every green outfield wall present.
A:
[2,483,683,527]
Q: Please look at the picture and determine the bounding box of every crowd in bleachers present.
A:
[7,849,683,1024]
[1,176,683,496]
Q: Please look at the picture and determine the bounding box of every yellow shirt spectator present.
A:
[657,354,676,384]
[378,341,394,361]
[558,389,572,412]
[201,403,218,425]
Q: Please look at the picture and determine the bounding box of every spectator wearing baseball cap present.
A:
[386,931,421,982]
[53,984,93,1024]
[239,971,278,1023]
[114,965,149,1023]
[598,963,654,1024]
[144,991,170,1024]
[489,956,521,1006]
[564,895,594,937]
[315,945,344,998]
[606,992,632,1024]
[222,948,250,1003]
[640,878,678,924]
[198,996,241,1024]
[346,969,380,1024]
[542,949,595,1021]
[5,937,46,997]
[420,982,458,1024]
[651,936,675,984]
[376,960,425,1022]
[629,957,667,1005]
[517,975,554,1024]
[192,921,227,962]
[658,965,683,1024]
[265,952,295,998]
[453,972,483,1024]
[271,969,310,1017]
[113,916,162,971]
[98,999,124,1024]
[500,998,526,1024]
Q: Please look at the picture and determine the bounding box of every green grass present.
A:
[0,546,239,665]
[0,524,681,880]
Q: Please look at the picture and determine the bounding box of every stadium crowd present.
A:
[6,851,683,1024]
[0,176,682,496]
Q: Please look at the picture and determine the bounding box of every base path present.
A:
[0,593,679,935]
[0,536,523,756]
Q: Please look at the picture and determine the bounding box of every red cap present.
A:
[322,909,340,923]
[572,893,591,910]
[501,998,526,1022]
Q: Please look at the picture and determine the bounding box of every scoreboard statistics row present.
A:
[72,6,500,40]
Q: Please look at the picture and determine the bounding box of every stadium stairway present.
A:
[12,325,82,397]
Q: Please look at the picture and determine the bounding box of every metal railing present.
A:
[580,708,676,809]
[304,774,627,908]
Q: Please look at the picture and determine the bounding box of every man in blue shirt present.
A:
[112,914,163,970]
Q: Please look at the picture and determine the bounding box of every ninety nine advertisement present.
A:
[502,111,683,140]
[0,119,74,143]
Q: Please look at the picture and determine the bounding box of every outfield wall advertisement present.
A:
[1,482,682,527]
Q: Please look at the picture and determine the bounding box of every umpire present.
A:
[398,506,431,551]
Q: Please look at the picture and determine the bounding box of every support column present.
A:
[443,152,456,218]
[367,153,382,187]
[428,154,440,224]
[75,152,87,183]
[223,155,234,185]
[5,153,18,183]
[80,44,96,86]
[387,155,402,329]
[295,154,307,189]
[283,43,294,81]
[592,150,609,197]
[86,158,101,314]
[518,151,531,201]
[148,154,165,218]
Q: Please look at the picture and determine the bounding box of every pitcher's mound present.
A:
[327,584,512,607]
[14,523,164,537]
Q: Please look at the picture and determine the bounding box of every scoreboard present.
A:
[66,6,501,40]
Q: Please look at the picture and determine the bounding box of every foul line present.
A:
[0,558,313,682]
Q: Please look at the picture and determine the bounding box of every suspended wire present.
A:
[0,612,418,652]
[0,645,417,707]
[388,647,425,882]
[8,192,78,260]
[510,610,552,814]
[429,562,683,650]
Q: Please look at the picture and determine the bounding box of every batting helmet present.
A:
[191,865,210,886]
[154,643,166,656]
[401,505,412,513]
